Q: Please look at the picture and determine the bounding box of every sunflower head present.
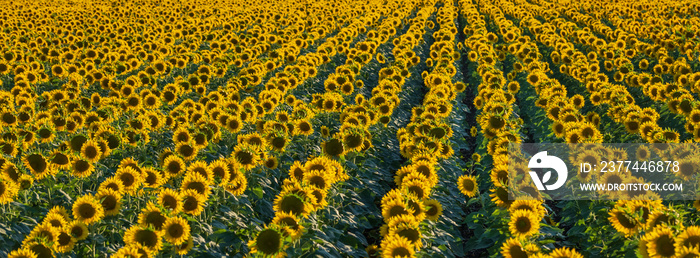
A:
[124,225,164,254]
[72,194,104,225]
[163,216,191,245]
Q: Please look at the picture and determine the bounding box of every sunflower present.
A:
[42,212,67,229]
[458,175,478,197]
[273,191,314,218]
[22,153,49,179]
[111,245,142,258]
[491,186,514,209]
[181,172,212,197]
[25,223,58,245]
[509,200,546,218]
[79,140,102,163]
[54,230,75,253]
[124,225,163,254]
[7,248,38,258]
[224,176,248,196]
[676,226,700,253]
[170,234,192,255]
[99,177,125,194]
[24,240,52,258]
[0,179,18,204]
[162,216,190,245]
[264,156,279,170]
[208,159,231,186]
[303,169,331,190]
[48,150,71,170]
[232,145,260,171]
[643,227,676,258]
[386,214,422,248]
[72,194,104,225]
[66,220,89,241]
[501,238,540,258]
[422,199,443,221]
[608,206,640,237]
[381,235,416,258]
[142,168,165,188]
[158,188,182,213]
[548,247,583,258]
[382,198,414,223]
[181,189,205,216]
[175,142,198,161]
[137,202,167,231]
[272,211,304,240]
[322,138,345,157]
[250,226,287,257]
[509,209,540,239]
[116,166,143,194]
[163,155,186,177]
[71,158,94,178]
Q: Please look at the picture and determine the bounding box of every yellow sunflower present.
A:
[501,238,540,258]
[123,225,164,254]
[458,175,478,197]
[158,188,182,213]
[676,226,700,254]
[643,227,676,258]
[509,209,540,239]
[381,235,416,258]
[138,202,167,231]
[548,247,584,258]
[181,189,206,216]
[66,220,89,241]
[163,216,191,245]
[422,199,443,221]
[7,248,38,258]
[72,194,104,225]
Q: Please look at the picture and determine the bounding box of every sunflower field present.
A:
[1,0,700,257]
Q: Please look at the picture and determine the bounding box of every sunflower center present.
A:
[84,146,98,159]
[162,195,178,210]
[684,236,700,248]
[391,246,411,257]
[256,229,281,255]
[168,223,184,238]
[509,244,528,258]
[71,226,84,238]
[388,205,408,218]
[615,212,637,229]
[515,217,532,233]
[101,195,117,211]
[186,182,207,195]
[167,161,182,174]
[146,212,166,230]
[183,196,199,211]
[324,139,344,156]
[27,154,47,173]
[236,151,254,165]
[656,234,675,257]
[74,160,90,172]
[78,203,96,219]
[120,173,135,187]
[462,179,475,192]
[280,195,305,215]
[308,175,326,189]
[57,232,72,246]
[52,153,69,165]
[344,134,363,149]
[135,229,158,248]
